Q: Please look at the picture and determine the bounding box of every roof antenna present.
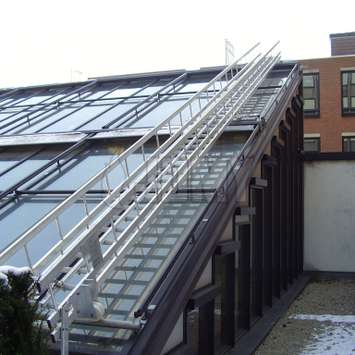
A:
[225,39,235,65]
[70,69,84,82]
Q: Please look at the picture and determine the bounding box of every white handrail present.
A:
[43,45,281,337]
[0,44,260,266]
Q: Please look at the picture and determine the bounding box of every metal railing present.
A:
[46,43,279,344]
[0,43,260,271]
[0,42,281,354]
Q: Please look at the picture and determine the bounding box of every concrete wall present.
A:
[304,160,355,272]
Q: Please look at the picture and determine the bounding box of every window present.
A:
[341,71,355,115]
[342,136,355,152]
[303,73,320,116]
[304,137,320,152]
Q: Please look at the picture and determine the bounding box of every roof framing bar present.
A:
[0,88,49,111]
[16,81,132,135]
[0,80,97,134]
[0,88,21,104]
[101,73,188,129]
[0,136,91,202]
[0,86,69,116]
[72,81,159,131]
[0,147,44,179]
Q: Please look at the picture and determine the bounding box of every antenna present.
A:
[70,69,84,82]
[225,39,235,65]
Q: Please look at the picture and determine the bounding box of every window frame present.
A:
[303,136,320,153]
[303,73,320,118]
[342,135,355,152]
[341,70,355,116]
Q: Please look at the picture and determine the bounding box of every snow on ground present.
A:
[291,314,355,323]
[290,314,355,354]
[255,280,355,355]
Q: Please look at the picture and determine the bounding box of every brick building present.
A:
[300,32,355,152]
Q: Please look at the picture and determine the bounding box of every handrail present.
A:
[138,57,297,319]
[0,44,260,266]
[37,52,267,290]
[42,45,280,339]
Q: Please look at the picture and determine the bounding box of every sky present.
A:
[1,0,355,88]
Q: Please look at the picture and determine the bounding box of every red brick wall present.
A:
[300,56,355,152]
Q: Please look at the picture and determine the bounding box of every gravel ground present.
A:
[255,280,355,355]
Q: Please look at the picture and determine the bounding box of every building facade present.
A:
[300,32,355,152]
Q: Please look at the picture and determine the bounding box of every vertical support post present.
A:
[223,253,236,346]
[279,132,288,291]
[199,300,215,355]
[271,139,281,298]
[60,304,70,355]
[238,223,251,330]
[251,187,264,318]
[262,159,273,307]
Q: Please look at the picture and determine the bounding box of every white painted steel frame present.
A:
[0,43,282,354]
[46,44,279,346]
[0,44,260,269]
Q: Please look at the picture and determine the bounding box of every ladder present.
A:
[0,42,280,353]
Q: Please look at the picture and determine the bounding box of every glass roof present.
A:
[0,62,296,353]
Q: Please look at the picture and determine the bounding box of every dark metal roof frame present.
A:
[0,81,98,133]
[127,64,301,355]
[18,81,139,135]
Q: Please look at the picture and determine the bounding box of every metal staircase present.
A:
[0,42,281,354]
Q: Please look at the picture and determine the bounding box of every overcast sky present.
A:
[1,0,355,88]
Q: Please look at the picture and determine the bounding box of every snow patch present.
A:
[0,265,32,287]
[301,323,355,354]
[291,314,355,323]
[290,314,355,354]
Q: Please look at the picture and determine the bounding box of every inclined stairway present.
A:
[0,42,281,354]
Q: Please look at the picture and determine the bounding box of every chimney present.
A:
[330,32,355,56]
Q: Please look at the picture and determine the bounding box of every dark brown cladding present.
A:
[330,32,355,56]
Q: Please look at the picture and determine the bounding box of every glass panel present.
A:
[179,133,247,190]
[128,98,188,128]
[18,107,77,134]
[34,142,153,191]
[82,89,111,100]
[351,97,355,108]
[179,82,209,93]
[350,138,355,152]
[0,148,60,191]
[0,197,58,254]
[0,98,15,107]
[344,139,350,152]
[351,73,355,84]
[80,101,137,130]
[0,196,100,267]
[104,87,142,99]
[41,105,109,132]
[342,85,348,97]
[45,91,70,104]
[138,85,165,96]
[303,75,314,88]
[303,87,315,99]
[343,97,349,109]
[304,138,319,152]
[304,99,316,110]
[342,72,349,85]
[18,93,52,106]
[0,149,35,174]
